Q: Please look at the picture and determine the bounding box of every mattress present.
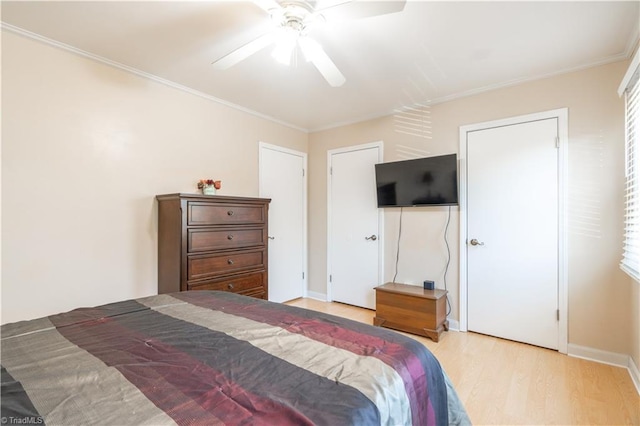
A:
[1,291,470,425]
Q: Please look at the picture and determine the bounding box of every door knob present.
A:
[365,235,377,241]
[470,238,485,246]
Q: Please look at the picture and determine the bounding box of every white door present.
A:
[466,118,559,349]
[259,143,306,303]
[328,143,382,309]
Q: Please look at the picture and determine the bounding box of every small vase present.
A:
[202,186,217,195]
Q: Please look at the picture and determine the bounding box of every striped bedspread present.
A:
[1,291,463,425]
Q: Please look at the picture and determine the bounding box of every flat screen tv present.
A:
[375,154,459,207]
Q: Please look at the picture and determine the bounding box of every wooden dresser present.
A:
[156,193,271,299]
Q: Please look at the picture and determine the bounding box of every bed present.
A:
[1,291,470,425]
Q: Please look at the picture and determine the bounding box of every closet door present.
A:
[328,142,382,310]
[466,118,560,350]
[259,143,307,303]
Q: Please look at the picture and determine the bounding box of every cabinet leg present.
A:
[423,329,442,342]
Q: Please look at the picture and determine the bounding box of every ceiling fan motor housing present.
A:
[271,1,319,35]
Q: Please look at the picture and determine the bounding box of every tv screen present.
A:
[375,154,459,207]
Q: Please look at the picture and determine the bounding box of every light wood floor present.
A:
[285,298,640,425]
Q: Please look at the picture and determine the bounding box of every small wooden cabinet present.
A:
[373,282,449,342]
[156,193,270,299]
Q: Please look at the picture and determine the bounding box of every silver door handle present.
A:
[469,238,484,246]
[365,235,377,241]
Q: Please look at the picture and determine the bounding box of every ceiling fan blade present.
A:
[299,37,346,87]
[212,33,275,70]
[316,0,406,22]
[252,0,282,14]
[312,54,346,87]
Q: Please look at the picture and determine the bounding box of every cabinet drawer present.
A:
[188,203,265,226]
[188,228,264,253]
[188,249,265,281]
[187,272,265,294]
[240,288,267,299]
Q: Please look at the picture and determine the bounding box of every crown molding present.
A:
[1,22,309,134]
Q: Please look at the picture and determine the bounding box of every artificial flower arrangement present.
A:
[197,179,221,190]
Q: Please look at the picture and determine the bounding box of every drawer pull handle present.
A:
[227,210,234,216]
[227,283,234,290]
[227,259,234,265]
[227,235,234,240]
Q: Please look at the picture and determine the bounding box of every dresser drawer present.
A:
[188,202,265,226]
[240,288,267,299]
[188,249,265,281]
[187,271,265,294]
[188,228,264,253]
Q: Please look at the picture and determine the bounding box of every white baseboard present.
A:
[447,319,460,332]
[568,343,640,395]
[306,291,327,301]
[567,343,629,366]
[629,356,640,395]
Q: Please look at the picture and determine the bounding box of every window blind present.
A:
[622,53,640,282]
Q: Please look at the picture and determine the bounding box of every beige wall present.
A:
[1,31,307,323]
[309,60,634,355]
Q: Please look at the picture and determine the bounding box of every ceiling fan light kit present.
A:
[211,0,406,87]
[271,28,299,66]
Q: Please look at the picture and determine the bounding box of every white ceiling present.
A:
[2,1,639,132]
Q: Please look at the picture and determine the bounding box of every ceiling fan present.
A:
[211,0,406,87]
